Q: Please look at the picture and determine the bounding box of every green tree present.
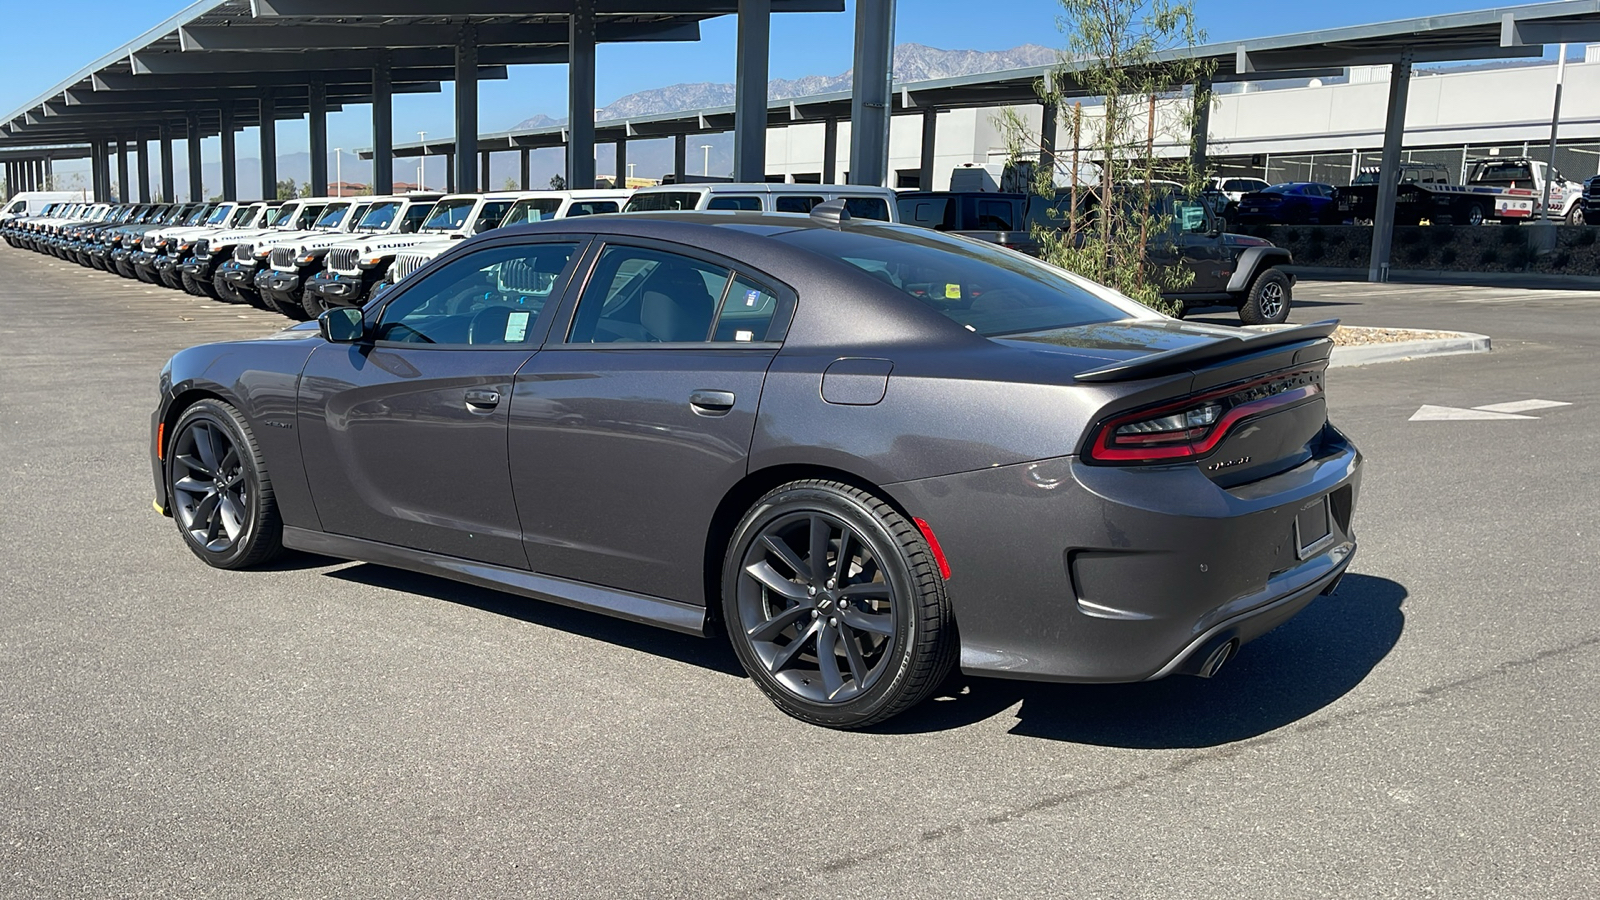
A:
[503,176,520,191]
[1000,0,1211,315]
[276,177,300,200]
[548,174,567,191]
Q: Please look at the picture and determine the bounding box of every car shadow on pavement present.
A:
[323,562,748,677]
[885,573,1407,747]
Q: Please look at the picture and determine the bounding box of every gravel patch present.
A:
[1331,325,1460,346]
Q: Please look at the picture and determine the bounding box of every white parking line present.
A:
[1474,399,1573,414]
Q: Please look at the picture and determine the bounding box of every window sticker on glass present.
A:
[743,289,761,307]
[504,310,531,343]
[945,283,961,300]
[735,330,755,342]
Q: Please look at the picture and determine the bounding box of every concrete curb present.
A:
[1327,331,1492,368]
[1284,266,1600,291]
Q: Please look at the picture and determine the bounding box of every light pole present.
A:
[627,162,636,184]
[333,148,342,196]
[417,131,427,190]
[701,144,713,177]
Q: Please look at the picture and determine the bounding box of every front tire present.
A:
[1238,268,1292,326]
[722,480,956,729]
[167,399,283,570]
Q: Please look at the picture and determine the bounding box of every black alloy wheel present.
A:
[723,480,955,729]
[300,287,332,320]
[167,399,283,569]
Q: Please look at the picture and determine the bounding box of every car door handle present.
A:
[464,389,501,410]
[689,389,736,415]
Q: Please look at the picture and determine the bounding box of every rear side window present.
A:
[707,195,762,211]
[774,196,826,213]
[898,197,952,229]
[568,246,732,343]
[974,199,1018,230]
[843,197,891,221]
[505,198,562,224]
[624,192,701,212]
[774,226,1126,337]
[475,201,515,233]
[566,201,618,217]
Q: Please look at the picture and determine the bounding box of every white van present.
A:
[1,190,93,222]
[622,183,898,222]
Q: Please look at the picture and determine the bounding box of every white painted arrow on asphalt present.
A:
[1409,399,1572,421]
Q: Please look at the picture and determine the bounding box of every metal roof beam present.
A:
[179,20,699,52]
[251,0,840,15]
[93,67,504,92]
[1236,41,1542,72]
[131,46,562,76]
[1501,14,1600,46]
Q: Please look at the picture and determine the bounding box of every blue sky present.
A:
[1,0,1537,169]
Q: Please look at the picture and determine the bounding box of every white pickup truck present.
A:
[1465,157,1584,224]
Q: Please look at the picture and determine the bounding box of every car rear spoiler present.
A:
[1073,320,1339,383]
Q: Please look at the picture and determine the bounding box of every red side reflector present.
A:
[913,517,952,581]
[156,422,165,460]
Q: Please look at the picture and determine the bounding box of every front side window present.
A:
[398,203,433,233]
[774,226,1130,337]
[707,195,762,211]
[568,246,735,344]
[474,201,516,233]
[292,205,326,229]
[375,242,580,346]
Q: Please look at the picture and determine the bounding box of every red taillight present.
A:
[1088,368,1323,464]
[913,517,952,580]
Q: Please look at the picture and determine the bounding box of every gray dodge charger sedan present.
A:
[150,206,1361,729]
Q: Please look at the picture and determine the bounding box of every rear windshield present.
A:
[707,195,762,211]
[1222,179,1266,192]
[624,191,702,212]
[1472,163,1535,185]
[773,226,1125,337]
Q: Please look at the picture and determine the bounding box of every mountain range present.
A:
[511,43,1058,130]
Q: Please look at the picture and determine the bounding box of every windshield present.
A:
[419,198,477,232]
[204,205,234,226]
[313,203,351,229]
[358,201,402,231]
[624,191,701,212]
[504,197,563,224]
[773,226,1129,337]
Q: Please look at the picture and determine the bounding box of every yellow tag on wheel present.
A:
[944,283,961,299]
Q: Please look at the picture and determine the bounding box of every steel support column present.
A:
[568,0,597,191]
[116,140,130,203]
[1368,53,1413,284]
[848,0,895,186]
[520,147,530,189]
[159,125,175,202]
[456,23,480,195]
[445,153,455,192]
[918,107,938,191]
[90,143,104,202]
[136,138,151,202]
[823,118,838,184]
[1039,101,1057,180]
[614,139,627,187]
[673,133,687,181]
[733,0,771,182]
[220,104,238,201]
[480,149,491,190]
[372,52,394,194]
[259,90,278,199]
[1190,76,1211,177]
[309,78,329,196]
[187,114,204,201]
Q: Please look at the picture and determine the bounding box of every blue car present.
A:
[1235,182,1338,225]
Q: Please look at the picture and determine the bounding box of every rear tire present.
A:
[167,399,284,570]
[722,480,957,729]
[1238,268,1292,326]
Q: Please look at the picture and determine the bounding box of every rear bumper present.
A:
[887,427,1362,683]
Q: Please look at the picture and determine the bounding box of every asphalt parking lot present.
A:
[2,250,1597,898]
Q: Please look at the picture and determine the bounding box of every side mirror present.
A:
[318,306,366,343]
